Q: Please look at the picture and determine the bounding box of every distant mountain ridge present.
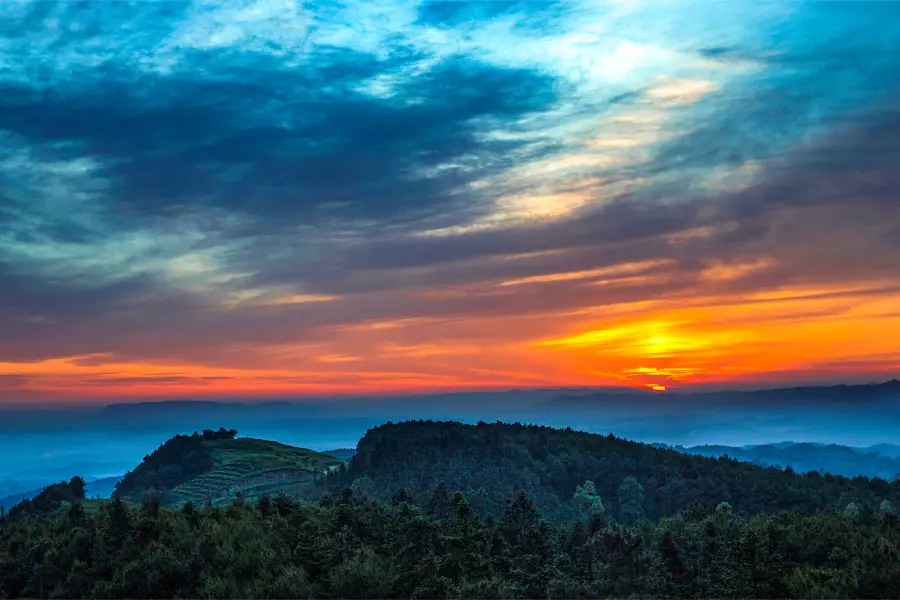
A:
[552,379,900,408]
[653,441,900,481]
[321,448,357,460]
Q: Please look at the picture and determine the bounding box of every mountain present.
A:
[4,422,900,599]
[321,448,357,460]
[85,476,124,499]
[659,442,900,480]
[5,380,900,496]
[0,491,34,513]
[115,428,343,506]
[550,380,900,411]
[323,420,900,523]
[541,380,900,447]
[865,443,900,458]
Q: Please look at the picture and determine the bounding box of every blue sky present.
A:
[1,0,899,400]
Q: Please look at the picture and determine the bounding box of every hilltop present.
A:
[115,428,342,506]
[323,420,900,522]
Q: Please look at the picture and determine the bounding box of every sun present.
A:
[650,385,667,392]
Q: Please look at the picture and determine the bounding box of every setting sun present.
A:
[0,0,897,403]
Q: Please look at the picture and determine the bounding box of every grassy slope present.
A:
[166,438,342,507]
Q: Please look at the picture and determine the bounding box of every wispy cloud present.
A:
[1,0,899,399]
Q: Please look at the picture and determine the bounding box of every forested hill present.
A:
[115,428,342,506]
[323,420,900,522]
[3,422,900,598]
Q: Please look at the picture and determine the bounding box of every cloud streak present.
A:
[1,0,899,399]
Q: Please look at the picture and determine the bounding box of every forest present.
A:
[1,420,899,599]
[1,479,898,598]
[322,421,900,523]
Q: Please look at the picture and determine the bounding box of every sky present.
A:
[1,0,899,402]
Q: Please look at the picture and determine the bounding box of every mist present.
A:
[3,381,899,500]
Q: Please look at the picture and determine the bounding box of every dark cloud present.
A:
[5,93,900,366]
[0,51,558,226]
[279,97,900,296]
[0,271,191,361]
[1,0,898,385]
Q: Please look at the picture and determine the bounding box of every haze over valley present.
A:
[4,381,900,504]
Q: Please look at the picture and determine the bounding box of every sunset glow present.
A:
[1,0,898,402]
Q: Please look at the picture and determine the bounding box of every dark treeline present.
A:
[323,421,900,522]
[1,484,898,598]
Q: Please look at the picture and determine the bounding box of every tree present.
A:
[427,481,452,520]
[257,495,272,518]
[391,487,415,506]
[69,476,87,500]
[573,479,605,519]
[350,475,378,501]
[659,530,690,596]
[618,476,645,526]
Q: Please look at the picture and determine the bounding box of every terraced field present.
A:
[164,438,343,507]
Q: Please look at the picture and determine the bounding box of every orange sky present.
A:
[4,277,898,401]
[1,1,898,403]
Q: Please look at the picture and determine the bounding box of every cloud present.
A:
[1,58,557,224]
[1,0,899,397]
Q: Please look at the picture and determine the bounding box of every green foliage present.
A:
[6,477,87,521]
[617,475,645,526]
[114,431,343,507]
[114,432,216,501]
[5,422,900,598]
[2,486,899,599]
[323,421,900,523]
[573,480,604,519]
[842,501,860,518]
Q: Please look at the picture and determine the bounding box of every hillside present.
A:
[323,420,900,522]
[3,446,900,598]
[115,428,342,506]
